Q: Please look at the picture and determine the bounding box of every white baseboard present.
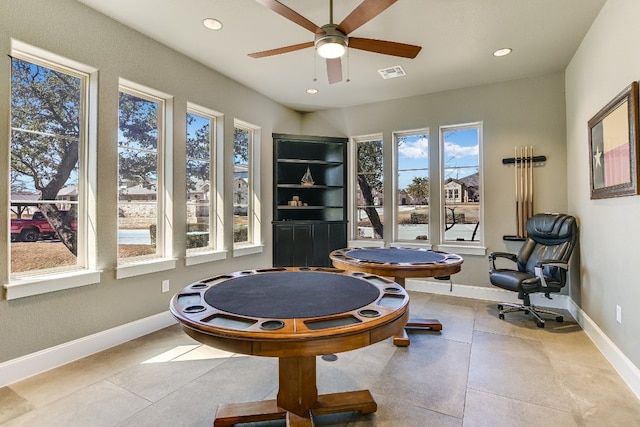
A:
[407,279,640,400]
[0,311,177,387]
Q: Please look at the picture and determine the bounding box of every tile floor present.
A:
[2,292,640,426]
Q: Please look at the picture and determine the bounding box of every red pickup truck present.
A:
[10,211,77,242]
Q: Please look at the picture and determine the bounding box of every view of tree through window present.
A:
[186,111,213,253]
[396,131,430,241]
[117,89,161,261]
[233,126,250,244]
[9,57,84,274]
[355,137,383,240]
[441,124,481,242]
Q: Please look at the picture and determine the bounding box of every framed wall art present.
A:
[588,81,640,199]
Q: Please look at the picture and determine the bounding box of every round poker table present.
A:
[170,267,409,427]
[330,247,464,346]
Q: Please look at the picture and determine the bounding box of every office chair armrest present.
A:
[535,259,569,270]
[534,260,569,289]
[488,252,517,271]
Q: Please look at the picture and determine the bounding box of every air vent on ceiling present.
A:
[378,65,406,80]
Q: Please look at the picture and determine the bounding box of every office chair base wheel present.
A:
[497,304,503,310]
[556,316,564,323]
[536,321,545,328]
[498,313,504,320]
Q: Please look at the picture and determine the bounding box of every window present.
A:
[117,83,172,267]
[233,120,261,254]
[353,135,384,240]
[440,123,482,244]
[395,130,430,242]
[9,53,87,276]
[186,105,223,260]
[6,41,100,299]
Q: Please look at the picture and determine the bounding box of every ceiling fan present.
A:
[249,0,422,84]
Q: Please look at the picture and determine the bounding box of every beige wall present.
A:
[0,0,302,362]
[566,0,640,369]
[302,73,569,287]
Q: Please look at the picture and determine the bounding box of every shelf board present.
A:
[277,159,342,165]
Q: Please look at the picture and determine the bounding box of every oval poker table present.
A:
[330,247,463,346]
[170,267,409,427]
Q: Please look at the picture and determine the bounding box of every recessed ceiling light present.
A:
[493,48,512,57]
[306,88,319,94]
[202,18,223,31]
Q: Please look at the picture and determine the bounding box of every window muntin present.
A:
[395,130,430,242]
[9,55,86,276]
[354,136,384,240]
[117,87,163,262]
[186,108,216,254]
[440,123,482,243]
[233,125,251,246]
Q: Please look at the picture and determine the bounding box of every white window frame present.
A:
[232,119,262,257]
[4,40,101,300]
[350,134,384,246]
[438,122,486,256]
[185,103,226,265]
[392,128,432,247]
[116,79,175,279]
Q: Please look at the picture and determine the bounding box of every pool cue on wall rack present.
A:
[514,147,520,237]
[514,145,534,238]
[528,146,534,219]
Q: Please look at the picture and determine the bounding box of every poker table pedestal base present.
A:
[214,356,377,427]
[390,277,443,347]
[393,319,443,347]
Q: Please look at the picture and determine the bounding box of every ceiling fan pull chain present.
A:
[346,49,351,83]
[313,49,318,82]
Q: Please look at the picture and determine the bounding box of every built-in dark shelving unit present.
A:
[272,133,347,267]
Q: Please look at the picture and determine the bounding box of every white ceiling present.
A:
[76,0,606,113]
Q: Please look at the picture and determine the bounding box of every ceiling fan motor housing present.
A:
[315,24,348,58]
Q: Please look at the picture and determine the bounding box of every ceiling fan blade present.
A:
[349,37,422,58]
[255,0,322,33]
[337,0,397,35]
[248,41,314,58]
[326,58,342,84]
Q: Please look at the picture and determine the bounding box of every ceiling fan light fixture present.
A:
[315,25,348,59]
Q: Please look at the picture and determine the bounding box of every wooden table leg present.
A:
[391,276,443,347]
[214,356,377,426]
[278,356,318,417]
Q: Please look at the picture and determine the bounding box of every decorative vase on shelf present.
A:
[301,166,314,186]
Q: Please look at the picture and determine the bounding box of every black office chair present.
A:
[488,213,578,328]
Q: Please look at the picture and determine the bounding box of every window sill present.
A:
[185,250,228,266]
[116,258,177,279]
[437,244,486,256]
[233,244,264,257]
[4,269,102,300]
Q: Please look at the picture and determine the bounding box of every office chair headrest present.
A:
[526,213,577,244]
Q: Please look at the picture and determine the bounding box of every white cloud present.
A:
[398,136,429,159]
[444,140,478,158]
